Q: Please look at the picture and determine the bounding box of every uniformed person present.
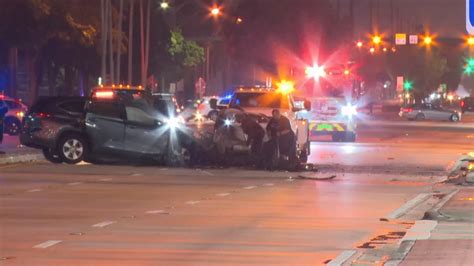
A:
[265,109,297,163]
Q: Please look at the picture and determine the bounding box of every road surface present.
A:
[0,119,472,265]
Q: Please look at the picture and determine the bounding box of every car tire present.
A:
[42,148,63,164]
[415,113,425,121]
[5,117,21,136]
[299,149,308,163]
[450,114,460,122]
[58,134,88,164]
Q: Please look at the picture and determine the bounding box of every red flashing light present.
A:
[94,91,114,99]
[461,100,465,107]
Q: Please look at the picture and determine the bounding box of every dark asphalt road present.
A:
[0,120,472,265]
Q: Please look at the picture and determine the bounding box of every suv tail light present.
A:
[461,100,465,108]
[32,112,51,118]
[401,107,413,113]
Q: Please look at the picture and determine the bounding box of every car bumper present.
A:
[19,129,56,149]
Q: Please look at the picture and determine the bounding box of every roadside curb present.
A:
[0,151,44,165]
[384,188,461,265]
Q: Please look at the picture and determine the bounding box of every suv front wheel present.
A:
[58,135,88,164]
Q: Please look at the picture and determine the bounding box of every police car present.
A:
[220,85,311,162]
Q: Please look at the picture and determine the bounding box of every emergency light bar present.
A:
[93,91,114,99]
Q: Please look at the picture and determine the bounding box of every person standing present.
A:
[265,109,296,164]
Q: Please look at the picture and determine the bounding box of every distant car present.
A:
[461,97,473,113]
[20,97,87,163]
[399,104,461,122]
[0,95,28,135]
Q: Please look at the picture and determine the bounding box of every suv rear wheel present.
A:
[58,135,88,164]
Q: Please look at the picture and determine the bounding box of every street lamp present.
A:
[210,6,221,17]
[160,1,169,10]
[356,41,363,48]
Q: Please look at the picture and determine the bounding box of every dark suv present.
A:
[22,89,191,165]
[20,97,87,163]
[461,97,473,113]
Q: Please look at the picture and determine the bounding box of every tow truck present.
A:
[213,84,312,162]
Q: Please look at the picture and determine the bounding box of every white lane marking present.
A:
[92,221,116,228]
[400,220,438,242]
[327,250,357,266]
[27,189,43,193]
[99,178,113,182]
[130,173,142,176]
[33,240,62,249]
[146,210,166,214]
[160,168,169,171]
[286,178,295,182]
[77,161,90,166]
[386,193,431,219]
[185,201,200,205]
[216,193,230,197]
[243,186,256,190]
[263,183,274,186]
[67,182,83,186]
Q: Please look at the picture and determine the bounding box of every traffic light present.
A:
[467,36,474,46]
[404,80,413,90]
[372,36,382,45]
[423,36,433,45]
[464,58,474,75]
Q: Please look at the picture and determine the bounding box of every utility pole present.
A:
[128,0,134,84]
[108,0,115,84]
[116,0,124,83]
[101,0,107,82]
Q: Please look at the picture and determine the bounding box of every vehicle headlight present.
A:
[224,118,233,126]
[341,104,357,118]
[166,116,185,129]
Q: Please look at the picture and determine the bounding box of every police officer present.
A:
[0,96,8,146]
[265,109,296,163]
[236,114,265,160]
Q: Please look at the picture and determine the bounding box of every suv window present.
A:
[59,100,85,113]
[88,101,123,119]
[123,93,157,125]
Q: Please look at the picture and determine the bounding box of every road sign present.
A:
[409,35,418,45]
[467,0,474,34]
[195,77,206,97]
[395,33,407,45]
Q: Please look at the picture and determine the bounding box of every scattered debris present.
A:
[69,232,85,236]
[298,173,336,180]
[380,218,389,222]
